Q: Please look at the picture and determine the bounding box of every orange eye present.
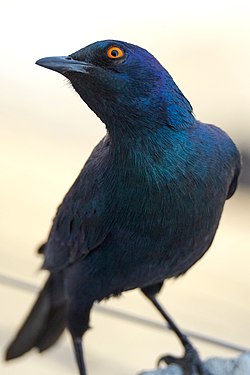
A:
[107,46,124,59]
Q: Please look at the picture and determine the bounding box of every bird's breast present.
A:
[109,141,226,246]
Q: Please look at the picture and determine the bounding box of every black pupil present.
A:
[111,49,119,57]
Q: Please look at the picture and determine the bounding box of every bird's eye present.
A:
[107,46,124,59]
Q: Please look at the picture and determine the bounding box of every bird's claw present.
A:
[157,348,212,375]
[158,354,196,375]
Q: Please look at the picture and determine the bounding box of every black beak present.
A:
[36,56,92,75]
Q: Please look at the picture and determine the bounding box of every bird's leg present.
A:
[66,263,95,375]
[72,337,87,375]
[141,288,211,375]
[67,298,93,375]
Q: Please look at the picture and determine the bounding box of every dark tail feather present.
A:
[5,273,67,360]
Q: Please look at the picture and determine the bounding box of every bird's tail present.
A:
[5,272,67,360]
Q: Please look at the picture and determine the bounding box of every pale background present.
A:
[0,1,250,374]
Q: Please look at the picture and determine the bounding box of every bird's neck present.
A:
[164,74,195,130]
[107,124,173,169]
[106,125,183,194]
[101,75,195,138]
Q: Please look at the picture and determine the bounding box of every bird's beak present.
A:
[36,56,92,75]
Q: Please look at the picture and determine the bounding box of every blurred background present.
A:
[0,0,249,374]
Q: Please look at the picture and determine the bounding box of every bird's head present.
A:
[36,40,194,134]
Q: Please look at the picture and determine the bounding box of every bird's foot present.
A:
[157,343,211,375]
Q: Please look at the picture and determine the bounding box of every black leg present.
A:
[72,337,87,375]
[141,287,212,375]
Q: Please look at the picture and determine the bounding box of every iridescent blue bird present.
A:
[6,40,241,375]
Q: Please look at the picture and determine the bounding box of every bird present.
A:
[5,40,241,375]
